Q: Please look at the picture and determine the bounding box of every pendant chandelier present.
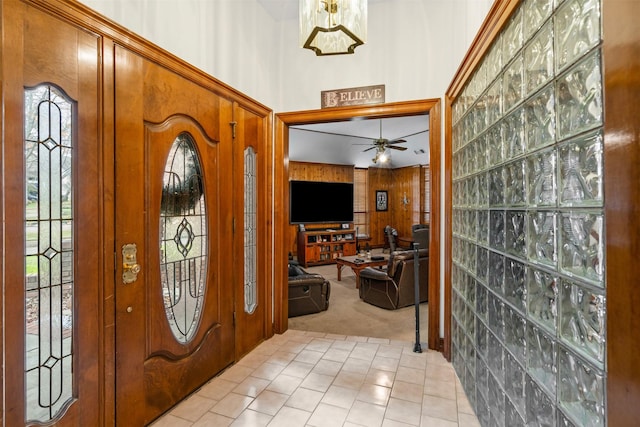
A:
[300,0,367,56]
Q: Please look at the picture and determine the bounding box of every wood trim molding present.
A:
[275,99,442,352]
[602,1,640,424]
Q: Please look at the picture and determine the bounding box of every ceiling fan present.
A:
[357,120,408,153]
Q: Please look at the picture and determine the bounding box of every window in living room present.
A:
[354,167,368,236]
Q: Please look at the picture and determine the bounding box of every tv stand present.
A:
[297,229,357,267]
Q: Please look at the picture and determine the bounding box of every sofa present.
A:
[358,248,428,310]
[288,263,330,317]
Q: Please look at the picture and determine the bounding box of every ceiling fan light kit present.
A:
[300,0,367,56]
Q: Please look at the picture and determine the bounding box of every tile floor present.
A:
[151,330,480,427]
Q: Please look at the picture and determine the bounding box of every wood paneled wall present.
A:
[288,162,354,255]
[287,162,428,255]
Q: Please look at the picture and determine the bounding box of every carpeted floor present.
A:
[287,262,428,345]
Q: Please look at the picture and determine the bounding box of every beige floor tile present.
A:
[324,333,348,340]
[192,412,234,426]
[365,369,396,388]
[456,392,474,415]
[266,374,303,395]
[368,337,391,345]
[219,365,255,383]
[252,362,286,381]
[333,370,367,390]
[419,415,459,427]
[170,394,216,422]
[267,406,311,427]
[233,376,271,398]
[421,395,458,422]
[307,403,349,427]
[285,387,324,412]
[346,400,386,426]
[230,408,272,427]
[312,359,343,376]
[267,351,298,366]
[376,344,404,359]
[424,364,456,383]
[280,361,315,378]
[197,378,238,401]
[151,414,193,427]
[395,366,426,385]
[357,383,391,406]
[236,352,270,369]
[321,385,359,409]
[322,347,351,363]
[390,380,424,404]
[330,339,358,351]
[345,335,369,343]
[342,356,372,374]
[350,342,380,361]
[458,412,481,427]
[399,353,428,370]
[384,397,422,425]
[305,338,334,352]
[294,349,325,365]
[210,393,255,419]
[248,390,289,416]
[299,372,334,393]
[382,419,415,427]
[423,378,457,400]
[371,355,400,372]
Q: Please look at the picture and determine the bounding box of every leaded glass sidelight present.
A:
[24,84,74,422]
[160,133,207,344]
[244,147,258,314]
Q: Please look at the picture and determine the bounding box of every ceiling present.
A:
[289,115,430,168]
[259,0,430,168]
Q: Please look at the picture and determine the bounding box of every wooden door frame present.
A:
[274,99,442,352]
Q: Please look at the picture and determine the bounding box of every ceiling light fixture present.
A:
[300,0,367,56]
[372,147,389,164]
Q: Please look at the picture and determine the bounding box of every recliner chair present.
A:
[411,224,429,251]
[359,248,428,310]
[288,263,330,317]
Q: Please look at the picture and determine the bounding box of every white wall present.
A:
[81,0,491,112]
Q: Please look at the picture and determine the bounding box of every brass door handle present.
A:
[122,243,141,284]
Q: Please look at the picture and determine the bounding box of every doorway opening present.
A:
[274,99,442,352]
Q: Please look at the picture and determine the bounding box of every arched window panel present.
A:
[160,133,208,344]
[24,84,75,423]
[244,147,258,314]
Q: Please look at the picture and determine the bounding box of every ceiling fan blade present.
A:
[387,138,407,144]
[389,145,408,151]
[398,129,429,140]
[363,146,377,152]
[289,127,373,141]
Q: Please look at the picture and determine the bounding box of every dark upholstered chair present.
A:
[358,249,428,310]
[384,225,398,252]
[411,224,429,251]
[288,263,330,317]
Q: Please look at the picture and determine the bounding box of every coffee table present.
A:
[336,254,389,288]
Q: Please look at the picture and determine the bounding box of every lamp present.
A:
[300,0,367,56]
[372,147,389,164]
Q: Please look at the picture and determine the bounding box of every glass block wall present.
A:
[450,0,605,426]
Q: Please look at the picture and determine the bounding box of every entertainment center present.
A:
[296,229,357,267]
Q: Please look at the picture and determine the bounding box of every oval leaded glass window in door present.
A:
[24,84,74,423]
[160,133,207,344]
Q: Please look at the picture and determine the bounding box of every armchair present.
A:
[288,263,330,317]
[358,249,428,310]
[411,224,430,251]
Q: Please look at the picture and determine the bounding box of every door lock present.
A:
[122,243,141,284]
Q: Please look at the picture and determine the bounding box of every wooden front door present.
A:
[232,104,271,360]
[113,46,236,425]
[2,1,103,425]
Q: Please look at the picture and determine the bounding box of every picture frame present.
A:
[375,190,388,211]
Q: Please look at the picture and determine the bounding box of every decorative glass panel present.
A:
[526,147,557,206]
[556,51,603,140]
[523,0,553,42]
[504,306,526,362]
[555,0,601,72]
[504,160,526,206]
[558,347,605,426]
[504,352,526,417]
[526,267,558,333]
[244,147,258,314]
[527,324,557,396]
[558,130,603,207]
[160,133,207,344]
[504,258,526,314]
[559,211,604,285]
[505,210,527,259]
[503,54,523,113]
[24,85,74,423]
[559,279,605,364]
[524,21,554,95]
[525,84,556,151]
[525,375,556,426]
[528,210,557,267]
[502,108,525,161]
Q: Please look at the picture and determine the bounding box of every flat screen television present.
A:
[289,180,354,224]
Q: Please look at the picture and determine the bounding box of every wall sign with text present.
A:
[321,84,385,108]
